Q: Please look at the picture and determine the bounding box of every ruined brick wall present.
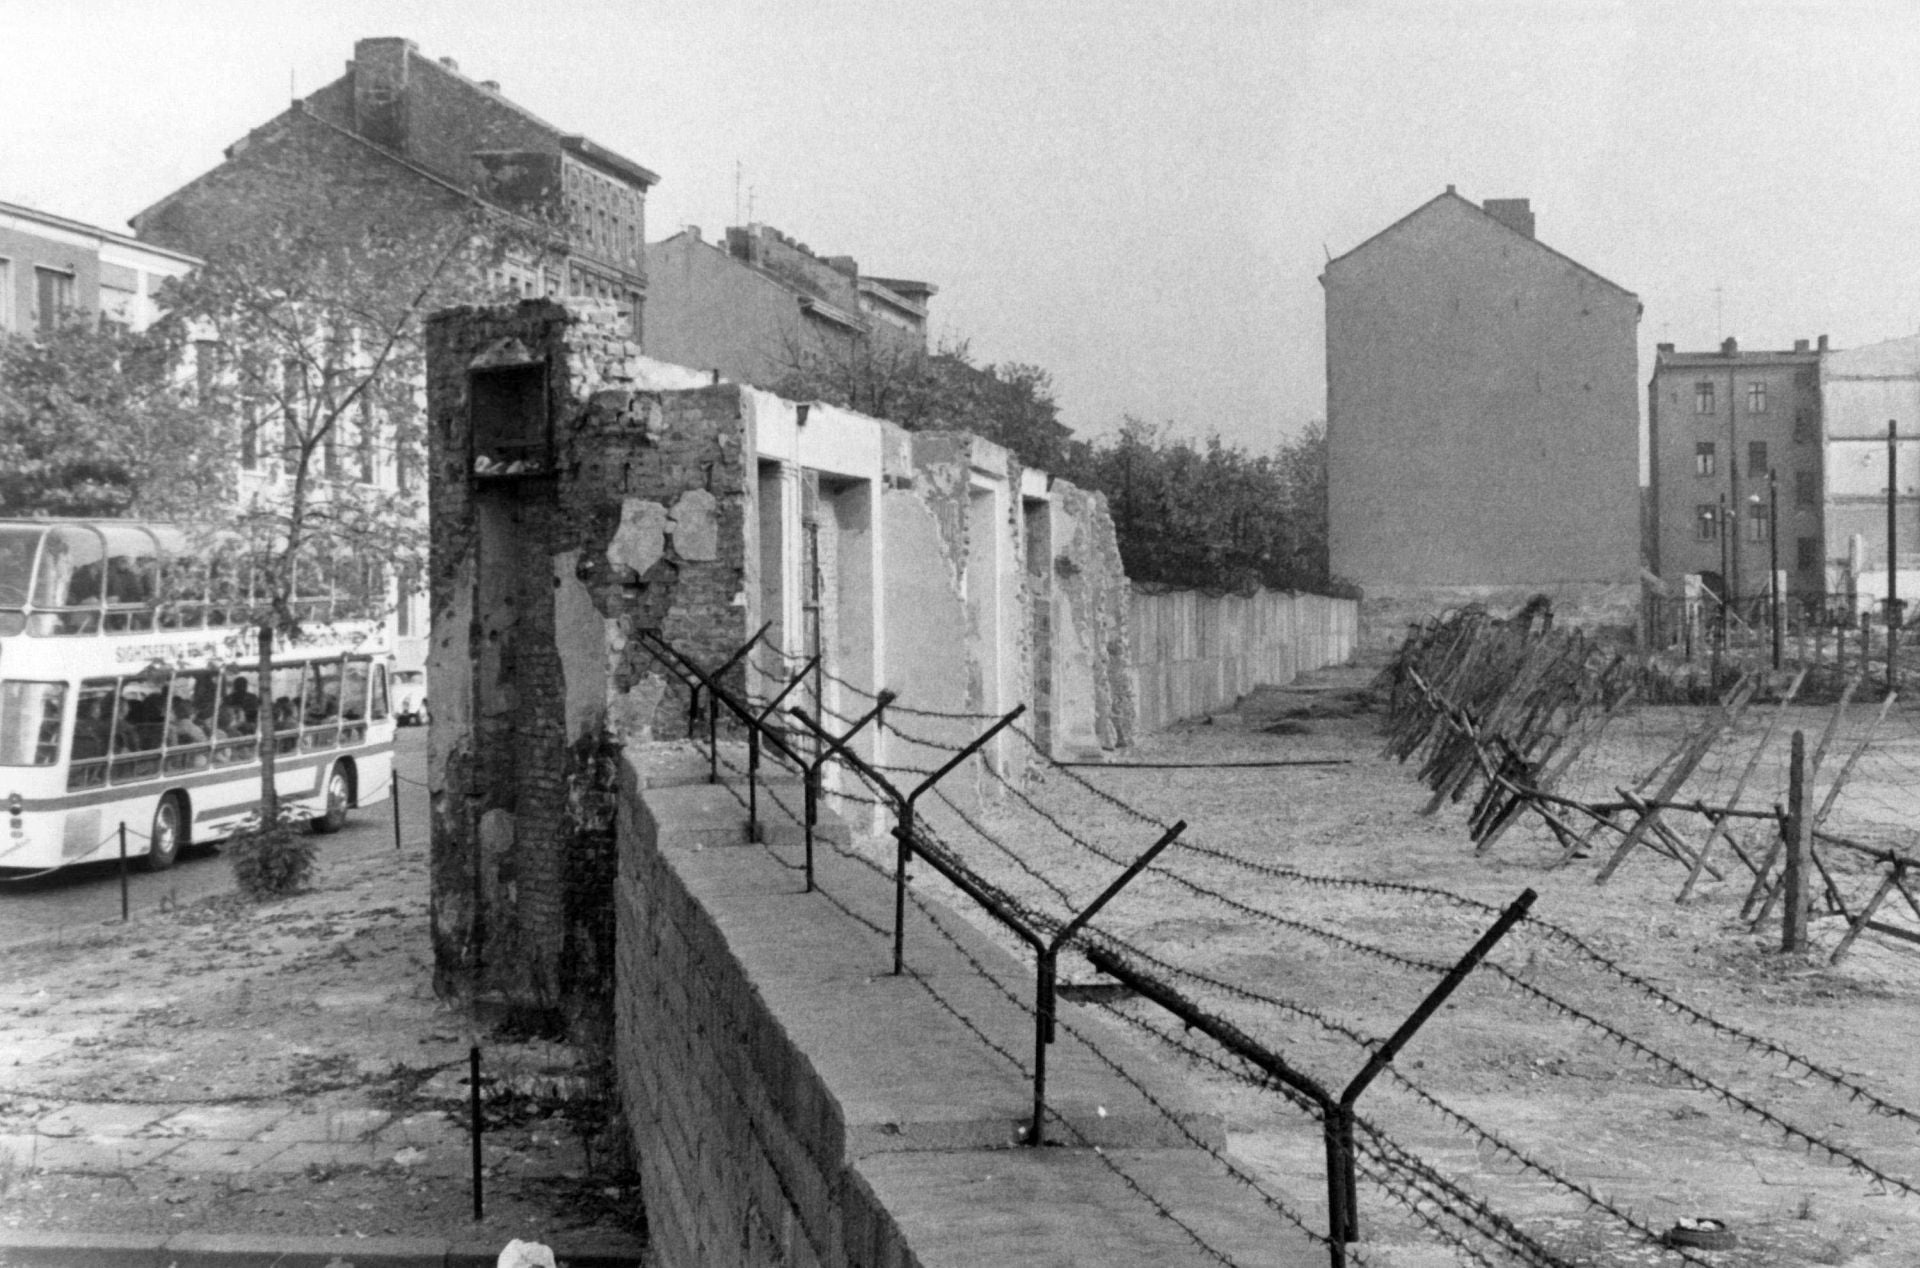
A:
[426,299,751,1005]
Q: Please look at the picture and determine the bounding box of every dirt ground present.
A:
[2,673,1915,1265]
[0,840,642,1247]
[904,666,1920,1267]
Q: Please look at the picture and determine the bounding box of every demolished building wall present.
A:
[424,300,1132,1004]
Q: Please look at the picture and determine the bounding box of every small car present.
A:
[392,669,428,727]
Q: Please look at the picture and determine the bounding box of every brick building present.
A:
[423,300,1131,1005]
[1646,337,1828,610]
[1322,189,1642,643]
[128,37,658,670]
[645,222,934,389]
[132,37,656,335]
[0,198,198,335]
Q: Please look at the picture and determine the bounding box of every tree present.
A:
[0,318,233,517]
[1068,418,1334,595]
[772,336,1074,472]
[160,193,545,822]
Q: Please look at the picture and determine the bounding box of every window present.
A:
[1748,381,1768,413]
[1796,470,1817,507]
[1696,505,1719,541]
[1746,513,1768,544]
[0,258,12,330]
[34,268,74,334]
[1798,537,1820,572]
[1695,381,1716,414]
[356,395,376,484]
[1748,442,1768,480]
[1695,442,1716,477]
[1793,410,1816,444]
[0,682,66,767]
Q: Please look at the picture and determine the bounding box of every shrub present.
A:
[227,809,317,899]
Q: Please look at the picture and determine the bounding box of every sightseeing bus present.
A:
[0,520,396,873]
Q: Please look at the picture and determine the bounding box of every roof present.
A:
[1824,334,1920,379]
[1654,348,1822,371]
[0,198,201,266]
[1322,187,1637,301]
[558,136,659,190]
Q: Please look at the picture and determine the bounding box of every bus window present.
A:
[69,679,115,789]
[269,664,304,754]
[34,526,105,635]
[110,676,165,784]
[370,663,391,721]
[341,659,369,721]
[0,527,41,607]
[163,670,215,772]
[302,660,341,750]
[0,681,66,766]
[213,669,260,766]
[102,525,158,633]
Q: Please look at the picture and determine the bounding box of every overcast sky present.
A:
[8,1,1920,454]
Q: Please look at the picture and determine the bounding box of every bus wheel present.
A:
[143,793,186,871]
[313,761,352,835]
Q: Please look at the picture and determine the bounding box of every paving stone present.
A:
[258,1140,389,1172]
[254,1106,392,1144]
[149,1105,289,1140]
[34,1102,176,1138]
[151,1139,293,1172]
[28,1135,182,1172]
[374,1110,465,1147]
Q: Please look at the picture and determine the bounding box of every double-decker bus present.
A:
[0,520,396,873]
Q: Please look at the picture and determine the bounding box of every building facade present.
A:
[0,199,198,335]
[1322,189,1642,644]
[1816,335,1920,612]
[645,222,934,390]
[1646,338,1827,610]
[128,37,658,671]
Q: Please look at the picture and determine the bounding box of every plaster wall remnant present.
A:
[425,299,1132,1007]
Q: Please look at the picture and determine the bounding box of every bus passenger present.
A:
[167,696,207,747]
[73,696,112,761]
[220,676,259,735]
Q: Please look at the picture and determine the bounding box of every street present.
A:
[0,726,429,949]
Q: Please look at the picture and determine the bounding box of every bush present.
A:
[227,809,317,899]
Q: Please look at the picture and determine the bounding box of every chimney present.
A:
[1656,342,1675,354]
[352,38,415,151]
[480,79,500,92]
[1818,334,1830,351]
[1482,198,1535,238]
[438,56,459,73]
[1794,339,1810,352]
[1721,337,1739,356]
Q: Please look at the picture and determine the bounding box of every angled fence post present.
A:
[1330,887,1535,1245]
[788,693,897,890]
[1028,820,1185,1147]
[748,655,818,843]
[892,706,1026,975]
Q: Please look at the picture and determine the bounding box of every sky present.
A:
[9,1,1920,455]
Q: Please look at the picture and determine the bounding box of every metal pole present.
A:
[1769,468,1782,670]
[469,1045,484,1221]
[1728,491,1743,657]
[118,822,129,922]
[391,776,402,852]
[1889,421,1900,695]
[1783,731,1810,952]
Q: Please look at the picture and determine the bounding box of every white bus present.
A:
[0,520,396,873]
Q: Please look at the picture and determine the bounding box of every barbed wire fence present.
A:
[643,626,1920,1266]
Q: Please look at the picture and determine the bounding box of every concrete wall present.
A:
[1324,191,1640,622]
[1130,589,1357,730]
[616,747,1313,1267]
[425,301,1133,1005]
